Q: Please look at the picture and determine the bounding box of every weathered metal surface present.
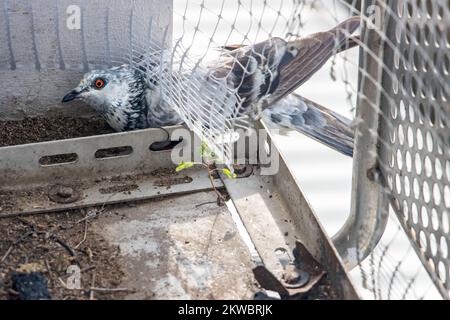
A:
[0,167,223,217]
[0,121,361,300]
[253,241,326,299]
[0,125,219,216]
[92,191,258,299]
[224,168,359,299]
[0,0,172,119]
[223,124,360,299]
[0,126,186,188]
[333,2,390,269]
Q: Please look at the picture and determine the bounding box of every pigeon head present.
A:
[62,65,148,131]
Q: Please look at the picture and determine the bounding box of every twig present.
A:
[8,289,19,296]
[4,218,77,260]
[51,236,76,257]
[0,231,35,264]
[76,209,101,224]
[90,270,97,300]
[195,201,217,208]
[59,265,96,280]
[44,259,52,273]
[58,277,70,290]
[0,246,13,263]
[204,165,226,203]
[76,193,117,224]
[44,259,53,287]
[203,211,221,255]
[74,219,88,249]
[81,266,96,273]
[58,279,133,294]
[89,287,135,293]
[19,219,76,257]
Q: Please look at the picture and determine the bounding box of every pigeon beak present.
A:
[62,90,81,103]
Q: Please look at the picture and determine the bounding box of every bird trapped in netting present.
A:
[62,16,361,162]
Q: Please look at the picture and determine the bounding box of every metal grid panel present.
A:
[378,0,450,298]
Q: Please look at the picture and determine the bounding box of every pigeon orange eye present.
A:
[94,79,105,89]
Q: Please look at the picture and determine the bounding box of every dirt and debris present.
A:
[99,184,139,195]
[0,190,17,214]
[95,146,133,159]
[0,167,205,215]
[39,153,79,166]
[0,210,126,300]
[153,176,194,188]
[48,185,82,204]
[0,116,113,147]
[150,168,177,178]
[0,183,85,215]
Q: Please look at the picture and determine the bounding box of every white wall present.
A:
[0,0,172,119]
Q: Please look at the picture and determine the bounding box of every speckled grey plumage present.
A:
[62,65,183,131]
[63,63,354,156]
[264,94,354,157]
[62,17,359,156]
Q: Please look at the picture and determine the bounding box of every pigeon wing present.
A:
[210,17,361,115]
[266,16,361,106]
[263,93,355,157]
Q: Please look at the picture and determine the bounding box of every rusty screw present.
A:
[48,185,80,204]
[282,265,310,289]
[233,164,247,175]
[56,186,74,199]
[232,165,253,178]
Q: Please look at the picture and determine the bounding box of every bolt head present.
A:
[57,187,74,198]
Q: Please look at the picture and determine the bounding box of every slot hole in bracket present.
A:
[39,153,78,166]
[95,146,133,159]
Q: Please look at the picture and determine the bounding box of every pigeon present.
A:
[264,94,354,157]
[62,17,360,156]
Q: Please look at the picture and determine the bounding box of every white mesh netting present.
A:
[128,1,313,166]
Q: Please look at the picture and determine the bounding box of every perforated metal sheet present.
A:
[377,0,450,299]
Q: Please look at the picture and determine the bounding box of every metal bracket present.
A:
[253,241,326,299]
[1,120,359,299]
[223,122,360,299]
[332,4,390,269]
[0,126,223,216]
